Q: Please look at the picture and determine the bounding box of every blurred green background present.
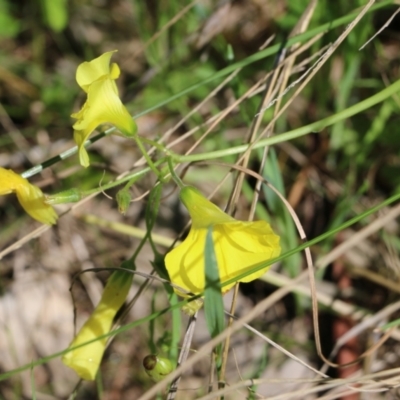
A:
[1,0,400,399]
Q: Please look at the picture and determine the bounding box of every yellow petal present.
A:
[76,50,120,92]
[72,78,137,167]
[62,271,132,380]
[165,227,207,295]
[16,183,58,225]
[0,168,58,225]
[213,221,281,287]
[72,79,134,134]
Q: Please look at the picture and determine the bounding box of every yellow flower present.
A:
[62,271,132,380]
[72,51,137,168]
[0,168,57,225]
[165,186,281,296]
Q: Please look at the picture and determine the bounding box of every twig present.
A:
[359,7,400,50]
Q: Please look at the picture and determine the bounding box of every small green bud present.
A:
[44,188,83,205]
[226,44,234,62]
[182,298,203,316]
[116,189,132,215]
[143,355,173,382]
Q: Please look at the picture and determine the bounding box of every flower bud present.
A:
[45,188,83,205]
[116,188,132,215]
[143,355,173,382]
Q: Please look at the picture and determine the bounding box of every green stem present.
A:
[123,176,138,191]
[47,77,400,204]
[46,157,167,204]
[133,134,162,178]
[172,78,400,163]
[125,136,176,189]
[167,157,185,188]
[141,137,172,155]
[83,157,166,196]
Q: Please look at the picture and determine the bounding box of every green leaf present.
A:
[381,318,400,331]
[263,148,301,278]
[204,227,225,339]
[41,0,68,32]
[0,0,20,38]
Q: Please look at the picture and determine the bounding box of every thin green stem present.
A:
[173,78,400,163]
[141,137,172,154]
[83,157,166,195]
[167,157,185,188]
[123,176,138,191]
[45,157,168,205]
[133,134,162,178]
[45,77,400,204]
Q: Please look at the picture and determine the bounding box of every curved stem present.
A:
[133,134,162,178]
[167,157,185,189]
[83,157,166,195]
[173,77,400,163]
[141,137,171,154]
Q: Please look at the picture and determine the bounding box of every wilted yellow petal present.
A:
[62,271,132,380]
[16,183,58,225]
[73,130,90,168]
[165,186,281,296]
[76,50,120,92]
[62,306,112,381]
[72,78,137,168]
[0,168,57,225]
